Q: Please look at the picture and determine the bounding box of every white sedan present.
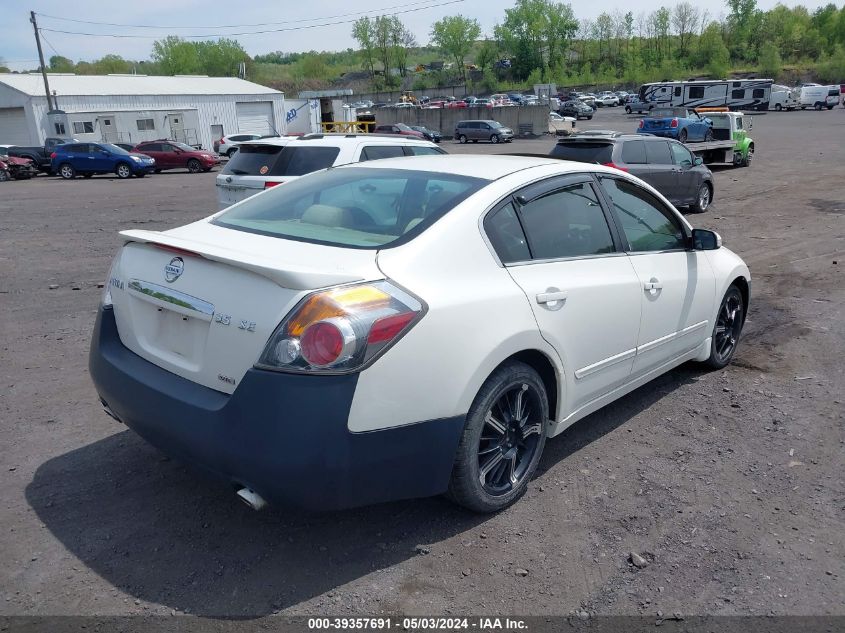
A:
[90,155,750,513]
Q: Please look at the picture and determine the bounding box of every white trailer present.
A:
[639,79,772,111]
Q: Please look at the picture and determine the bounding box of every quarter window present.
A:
[485,202,530,264]
[516,182,616,260]
[598,177,686,252]
[407,146,446,156]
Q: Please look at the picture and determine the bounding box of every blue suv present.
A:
[51,142,155,179]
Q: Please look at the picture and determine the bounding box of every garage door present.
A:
[0,108,32,145]
[235,101,275,135]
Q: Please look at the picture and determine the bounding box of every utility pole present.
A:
[30,11,55,111]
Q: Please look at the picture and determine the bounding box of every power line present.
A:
[36,0,459,30]
[38,30,62,58]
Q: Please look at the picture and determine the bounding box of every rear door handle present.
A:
[536,290,568,304]
[644,278,663,292]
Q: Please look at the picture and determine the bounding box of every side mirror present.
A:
[692,228,721,250]
[694,156,704,166]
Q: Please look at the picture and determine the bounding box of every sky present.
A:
[0,0,834,72]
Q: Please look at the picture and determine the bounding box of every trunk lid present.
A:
[110,221,382,393]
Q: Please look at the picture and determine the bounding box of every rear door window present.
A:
[283,147,340,176]
[645,140,672,164]
[620,140,646,164]
[360,145,406,161]
[550,142,613,164]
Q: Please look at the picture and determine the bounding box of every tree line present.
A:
[5,0,843,91]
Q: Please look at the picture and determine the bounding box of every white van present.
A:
[799,84,839,110]
[769,84,798,111]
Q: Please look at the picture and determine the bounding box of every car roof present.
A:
[338,154,579,180]
[243,134,436,148]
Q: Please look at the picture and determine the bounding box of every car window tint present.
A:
[361,145,405,161]
[517,182,615,260]
[645,141,672,164]
[670,143,693,166]
[620,140,646,164]
[550,142,613,163]
[485,202,530,264]
[407,146,446,156]
[598,177,686,252]
[213,167,485,249]
[283,147,340,176]
[222,144,286,175]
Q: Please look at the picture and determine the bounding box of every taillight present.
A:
[637,120,644,128]
[257,281,425,373]
[670,118,679,128]
[100,252,120,309]
[602,162,629,173]
[264,181,282,189]
[50,152,57,159]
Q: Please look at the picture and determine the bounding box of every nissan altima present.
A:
[89,155,750,513]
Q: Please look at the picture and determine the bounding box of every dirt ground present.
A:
[0,107,843,620]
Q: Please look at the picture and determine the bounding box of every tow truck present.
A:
[685,108,754,167]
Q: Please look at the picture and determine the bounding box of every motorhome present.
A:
[639,79,772,111]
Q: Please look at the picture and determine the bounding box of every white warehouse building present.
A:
[0,73,292,150]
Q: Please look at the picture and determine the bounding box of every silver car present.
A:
[454,120,514,144]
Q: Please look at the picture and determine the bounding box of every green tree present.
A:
[431,15,481,81]
[697,22,730,78]
[49,55,75,72]
[152,36,202,75]
[476,39,499,71]
[92,54,132,74]
[758,42,782,79]
[352,17,377,79]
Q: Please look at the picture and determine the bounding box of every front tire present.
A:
[743,144,754,167]
[704,285,745,369]
[490,134,500,144]
[691,182,712,213]
[115,163,132,179]
[625,106,632,114]
[0,169,10,182]
[447,361,548,513]
[678,128,688,143]
[814,102,823,111]
[775,103,782,111]
[187,159,202,173]
[58,163,76,179]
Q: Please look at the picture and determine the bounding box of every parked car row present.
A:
[50,141,220,179]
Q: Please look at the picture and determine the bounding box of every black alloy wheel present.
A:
[705,286,745,369]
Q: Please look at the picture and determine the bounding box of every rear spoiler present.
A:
[119,229,366,291]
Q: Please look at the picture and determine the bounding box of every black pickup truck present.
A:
[8,137,74,172]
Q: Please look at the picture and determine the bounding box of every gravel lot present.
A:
[1,107,843,619]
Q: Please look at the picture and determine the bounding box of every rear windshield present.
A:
[213,167,486,249]
[222,144,340,177]
[550,142,613,164]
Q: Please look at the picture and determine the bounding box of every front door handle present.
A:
[536,289,568,304]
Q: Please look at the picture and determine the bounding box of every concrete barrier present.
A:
[374,105,550,138]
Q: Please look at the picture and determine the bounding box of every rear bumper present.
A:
[89,308,465,510]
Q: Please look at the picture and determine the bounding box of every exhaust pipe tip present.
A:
[236,487,267,511]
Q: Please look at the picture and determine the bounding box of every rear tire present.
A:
[704,285,745,369]
[58,163,76,179]
[447,361,548,513]
[775,103,782,111]
[154,169,162,174]
[704,128,714,142]
[136,173,146,178]
[115,163,132,179]
[458,135,467,144]
[814,102,822,111]
[226,148,238,158]
[625,106,632,114]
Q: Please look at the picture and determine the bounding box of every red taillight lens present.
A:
[50,152,57,159]
[258,281,424,373]
[670,118,679,128]
[264,181,282,189]
[637,120,644,128]
[603,162,629,173]
[300,321,345,366]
